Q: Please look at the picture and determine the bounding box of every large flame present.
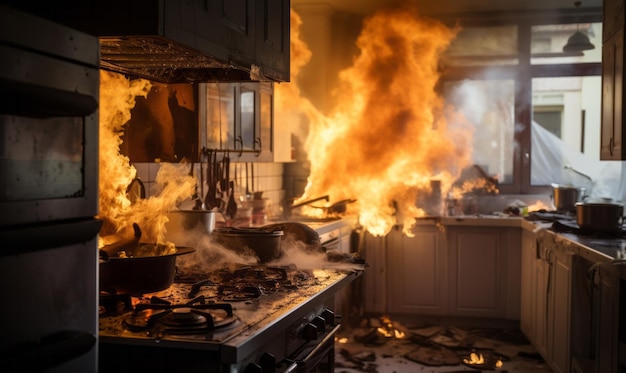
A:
[277,6,475,236]
[98,71,196,245]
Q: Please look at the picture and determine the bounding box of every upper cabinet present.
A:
[601,0,626,159]
[15,0,290,83]
[200,82,275,162]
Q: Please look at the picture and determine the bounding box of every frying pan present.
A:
[100,244,195,295]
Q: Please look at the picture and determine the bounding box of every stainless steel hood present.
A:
[3,0,290,83]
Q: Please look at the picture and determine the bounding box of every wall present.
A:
[133,162,286,218]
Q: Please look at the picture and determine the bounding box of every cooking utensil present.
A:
[165,210,216,234]
[214,227,283,262]
[576,202,624,232]
[226,180,237,219]
[245,162,251,200]
[99,245,195,295]
[311,199,357,215]
[551,183,585,212]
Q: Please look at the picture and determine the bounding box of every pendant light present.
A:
[563,1,595,52]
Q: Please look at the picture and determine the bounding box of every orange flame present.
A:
[277,6,475,236]
[98,71,196,245]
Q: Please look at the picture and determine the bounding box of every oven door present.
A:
[282,324,340,373]
[0,5,99,227]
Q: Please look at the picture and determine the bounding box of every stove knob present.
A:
[311,315,326,332]
[259,352,276,372]
[321,309,335,325]
[301,323,318,340]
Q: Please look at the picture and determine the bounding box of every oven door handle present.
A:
[283,324,341,373]
[3,330,96,372]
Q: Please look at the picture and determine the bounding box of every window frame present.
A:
[436,9,603,195]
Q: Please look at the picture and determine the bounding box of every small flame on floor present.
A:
[376,315,406,339]
[464,352,485,365]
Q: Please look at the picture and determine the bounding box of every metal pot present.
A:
[100,244,195,295]
[165,210,216,234]
[551,183,585,212]
[214,227,283,263]
[576,202,624,232]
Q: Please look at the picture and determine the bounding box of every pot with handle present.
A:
[551,183,585,212]
[100,243,195,295]
[576,202,624,233]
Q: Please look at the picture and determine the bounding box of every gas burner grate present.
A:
[185,265,313,299]
[99,292,133,316]
[124,295,237,333]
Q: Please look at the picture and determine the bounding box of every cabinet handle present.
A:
[254,137,262,157]
[610,137,614,156]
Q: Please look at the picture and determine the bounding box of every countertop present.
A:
[293,214,624,264]
[404,214,624,263]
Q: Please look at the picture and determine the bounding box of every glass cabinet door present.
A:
[205,83,236,150]
[239,84,257,154]
[259,82,273,155]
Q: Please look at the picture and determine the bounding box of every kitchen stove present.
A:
[99,263,363,372]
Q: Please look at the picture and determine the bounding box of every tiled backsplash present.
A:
[133,162,285,217]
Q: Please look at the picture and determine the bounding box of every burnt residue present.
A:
[99,37,253,83]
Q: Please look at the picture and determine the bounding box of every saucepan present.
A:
[213,226,284,263]
[551,183,585,212]
[576,202,624,233]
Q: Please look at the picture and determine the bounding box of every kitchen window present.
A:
[439,15,603,195]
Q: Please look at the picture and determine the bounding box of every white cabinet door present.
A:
[447,226,519,319]
[547,247,572,373]
[386,225,447,315]
[520,229,536,339]
[362,232,387,314]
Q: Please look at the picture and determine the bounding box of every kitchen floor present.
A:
[334,316,553,372]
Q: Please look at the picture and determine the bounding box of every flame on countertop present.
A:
[276,5,479,237]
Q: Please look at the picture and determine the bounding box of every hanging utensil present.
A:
[226,180,237,219]
[245,162,251,200]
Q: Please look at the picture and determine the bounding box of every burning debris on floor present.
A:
[335,316,552,373]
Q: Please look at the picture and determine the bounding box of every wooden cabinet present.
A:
[200,82,275,162]
[364,223,520,320]
[601,0,626,159]
[596,262,622,373]
[522,232,573,373]
[446,226,521,319]
[36,0,290,82]
[546,244,572,373]
[520,228,550,359]
[386,225,447,315]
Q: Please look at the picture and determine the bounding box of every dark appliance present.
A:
[99,264,362,372]
[0,6,102,372]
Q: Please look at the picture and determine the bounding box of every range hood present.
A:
[4,0,290,83]
[97,36,254,83]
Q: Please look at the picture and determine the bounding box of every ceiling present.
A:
[291,0,603,16]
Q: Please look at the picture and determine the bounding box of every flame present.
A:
[98,71,196,245]
[277,6,477,236]
[376,315,407,339]
[464,352,485,365]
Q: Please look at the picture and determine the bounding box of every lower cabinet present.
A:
[520,230,572,373]
[386,225,447,315]
[363,223,521,320]
[447,226,521,319]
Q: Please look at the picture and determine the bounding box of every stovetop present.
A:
[99,265,362,350]
[526,211,626,259]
